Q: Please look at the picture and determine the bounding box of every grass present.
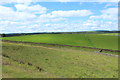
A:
[2,34,119,50]
[2,57,57,78]
[2,41,118,78]
[97,33,120,35]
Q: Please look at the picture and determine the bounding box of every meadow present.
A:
[1,33,119,78]
[2,41,118,78]
[2,33,119,50]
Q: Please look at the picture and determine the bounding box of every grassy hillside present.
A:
[2,42,118,78]
[97,33,119,35]
[2,33,119,50]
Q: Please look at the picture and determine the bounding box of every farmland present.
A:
[2,33,119,50]
[2,41,118,78]
[1,33,119,78]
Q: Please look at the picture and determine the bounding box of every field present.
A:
[1,33,119,78]
[2,33,119,50]
[97,33,119,36]
[2,41,118,78]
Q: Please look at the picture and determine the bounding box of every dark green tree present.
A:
[1,33,6,37]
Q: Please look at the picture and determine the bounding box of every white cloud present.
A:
[0,0,119,4]
[0,6,14,16]
[40,10,92,19]
[90,8,118,20]
[15,4,47,14]
[0,4,47,22]
[0,2,118,33]
[104,3,118,8]
[101,8,118,15]
[1,18,118,33]
[0,5,37,21]
[35,17,67,23]
[82,19,118,30]
[51,10,93,17]
[0,20,41,33]
[37,10,92,24]
[43,20,118,32]
[0,0,33,5]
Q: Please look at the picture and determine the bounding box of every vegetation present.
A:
[2,33,119,78]
[0,33,6,37]
[97,33,119,35]
[2,33,119,50]
[2,42,118,78]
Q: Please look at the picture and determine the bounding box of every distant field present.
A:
[2,42,118,78]
[2,33,119,50]
[97,33,119,36]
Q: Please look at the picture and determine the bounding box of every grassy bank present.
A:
[2,42,118,78]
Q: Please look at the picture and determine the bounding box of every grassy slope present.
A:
[2,42,118,78]
[2,57,57,78]
[97,33,119,35]
[2,34,118,50]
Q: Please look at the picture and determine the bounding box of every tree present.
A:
[1,33,6,37]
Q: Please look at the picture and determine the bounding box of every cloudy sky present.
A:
[0,0,118,33]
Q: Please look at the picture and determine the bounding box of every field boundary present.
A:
[2,40,120,53]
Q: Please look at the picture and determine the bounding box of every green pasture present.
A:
[2,42,118,78]
[97,33,119,35]
[2,34,119,50]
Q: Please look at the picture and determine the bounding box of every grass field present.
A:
[2,41,118,78]
[97,33,120,36]
[2,33,119,50]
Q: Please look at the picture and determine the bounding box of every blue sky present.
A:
[0,1,118,33]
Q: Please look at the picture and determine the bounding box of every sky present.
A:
[0,0,119,33]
